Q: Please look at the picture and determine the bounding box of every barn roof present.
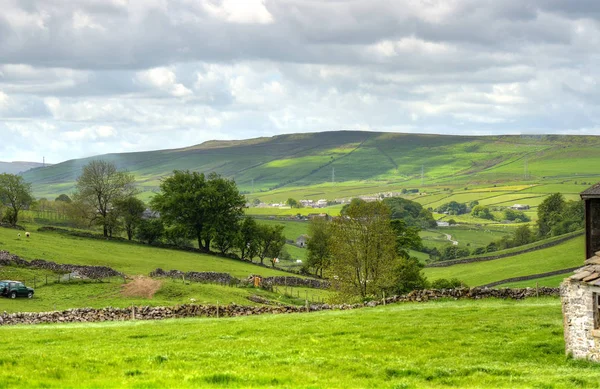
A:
[581,183,600,199]
[569,253,600,285]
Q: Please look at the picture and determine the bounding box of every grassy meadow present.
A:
[423,236,584,287]
[1,298,598,388]
[0,227,294,278]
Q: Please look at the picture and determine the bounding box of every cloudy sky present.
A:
[1,0,600,163]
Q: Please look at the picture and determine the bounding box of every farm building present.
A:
[510,204,530,210]
[296,234,309,247]
[561,183,600,360]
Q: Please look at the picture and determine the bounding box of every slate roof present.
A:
[569,252,600,285]
[581,183,600,198]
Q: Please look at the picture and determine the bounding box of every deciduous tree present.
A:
[537,193,565,237]
[256,224,286,266]
[306,218,332,277]
[73,160,136,237]
[0,173,34,226]
[329,201,398,298]
[151,171,245,252]
[235,217,260,261]
[114,196,146,240]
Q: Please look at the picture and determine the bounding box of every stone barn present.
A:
[561,183,600,360]
[296,234,309,248]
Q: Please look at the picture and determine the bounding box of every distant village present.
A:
[252,191,414,209]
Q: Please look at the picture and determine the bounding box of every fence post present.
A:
[536,282,539,298]
[383,291,386,306]
[217,301,220,318]
[131,304,135,320]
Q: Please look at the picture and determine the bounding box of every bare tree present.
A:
[73,160,136,237]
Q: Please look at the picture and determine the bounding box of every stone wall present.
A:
[481,267,579,288]
[0,250,123,279]
[561,280,600,360]
[149,268,237,284]
[260,276,330,289]
[0,287,559,326]
[150,268,330,289]
[427,231,584,268]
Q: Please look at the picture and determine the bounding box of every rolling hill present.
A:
[20,131,600,199]
[0,161,46,175]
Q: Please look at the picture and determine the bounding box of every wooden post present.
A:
[131,304,135,320]
[383,291,386,306]
[536,282,539,298]
[306,299,309,313]
[217,301,220,318]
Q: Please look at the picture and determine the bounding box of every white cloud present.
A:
[136,67,192,97]
[200,0,273,24]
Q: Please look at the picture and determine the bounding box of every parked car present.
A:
[0,280,34,299]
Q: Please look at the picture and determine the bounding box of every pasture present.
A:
[1,298,597,388]
[423,236,584,286]
[0,227,294,278]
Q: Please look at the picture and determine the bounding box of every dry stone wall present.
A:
[149,268,330,289]
[0,250,123,279]
[0,287,559,326]
[260,276,330,289]
[150,268,237,284]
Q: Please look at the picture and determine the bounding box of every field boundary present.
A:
[481,267,578,288]
[425,231,584,268]
[0,287,559,326]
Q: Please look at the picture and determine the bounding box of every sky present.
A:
[1,0,600,163]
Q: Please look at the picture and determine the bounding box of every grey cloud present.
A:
[1,0,600,163]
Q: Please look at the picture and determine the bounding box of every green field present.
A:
[0,268,332,313]
[0,227,296,278]
[496,274,569,288]
[1,298,598,388]
[423,236,585,286]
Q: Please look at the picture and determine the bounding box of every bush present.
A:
[431,278,467,289]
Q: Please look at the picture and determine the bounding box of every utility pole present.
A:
[524,156,528,180]
[252,178,254,193]
[332,167,335,185]
[421,165,424,186]
[43,156,45,168]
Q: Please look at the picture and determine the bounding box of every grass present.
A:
[424,236,585,286]
[0,227,299,278]
[1,298,598,388]
[0,267,333,313]
[495,274,570,288]
[420,226,511,251]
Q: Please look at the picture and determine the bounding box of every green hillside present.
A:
[0,227,297,278]
[21,131,600,199]
[423,236,585,286]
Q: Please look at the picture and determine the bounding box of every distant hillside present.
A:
[0,161,47,175]
[20,131,600,198]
